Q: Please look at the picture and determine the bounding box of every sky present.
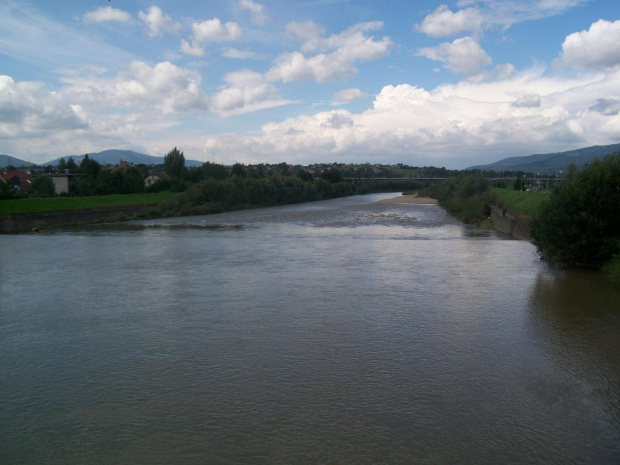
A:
[1,0,619,168]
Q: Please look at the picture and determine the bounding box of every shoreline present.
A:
[374,194,438,205]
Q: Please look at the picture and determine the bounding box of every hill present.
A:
[468,143,620,173]
[44,149,203,167]
[1,154,31,168]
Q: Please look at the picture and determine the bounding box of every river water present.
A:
[1,193,619,464]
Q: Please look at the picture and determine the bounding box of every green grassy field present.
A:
[492,188,548,216]
[0,192,173,214]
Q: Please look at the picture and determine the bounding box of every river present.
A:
[1,193,619,464]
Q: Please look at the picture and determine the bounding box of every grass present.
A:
[492,188,548,217]
[0,192,173,214]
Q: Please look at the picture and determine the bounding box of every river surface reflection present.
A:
[1,193,619,464]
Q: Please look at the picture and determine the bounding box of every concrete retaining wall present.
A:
[490,205,531,240]
[0,205,150,233]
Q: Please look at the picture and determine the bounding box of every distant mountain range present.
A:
[1,149,203,168]
[0,154,31,168]
[467,143,620,173]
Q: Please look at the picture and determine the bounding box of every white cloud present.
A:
[417,37,492,76]
[512,93,541,108]
[589,98,620,116]
[199,68,620,167]
[0,75,88,138]
[138,6,181,38]
[454,0,590,28]
[211,70,295,116]
[239,0,268,25]
[560,19,620,71]
[496,63,516,79]
[266,22,391,82]
[181,39,206,57]
[83,7,131,24]
[60,61,209,115]
[416,5,484,37]
[193,18,243,43]
[222,48,264,60]
[332,88,367,105]
[182,18,243,57]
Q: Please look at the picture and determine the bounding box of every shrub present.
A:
[530,153,620,268]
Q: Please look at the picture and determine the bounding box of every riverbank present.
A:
[374,193,438,204]
[0,205,152,233]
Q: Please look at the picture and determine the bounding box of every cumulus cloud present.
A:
[590,98,620,116]
[560,19,620,70]
[0,75,88,138]
[138,6,181,37]
[61,61,209,115]
[239,0,268,25]
[198,68,620,167]
[211,70,296,116]
[83,7,131,24]
[182,18,243,56]
[512,93,541,108]
[416,5,484,37]
[417,37,492,76]
[332,88,367,105]
[266,22,391,82]
[193,18,243,42]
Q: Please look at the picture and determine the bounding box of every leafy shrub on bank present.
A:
[530,153,620,270]
[422,175,495,223]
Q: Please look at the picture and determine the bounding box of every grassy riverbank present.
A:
[492,188,546,217]
[0,192,173,215]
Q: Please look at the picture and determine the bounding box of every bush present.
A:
[423,175,495,223]
[530,153,620,268]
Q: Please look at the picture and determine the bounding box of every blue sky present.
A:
[1,0,619,168]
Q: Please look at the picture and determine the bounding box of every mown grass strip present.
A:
[0,192,173,214]
[492,188,548,216]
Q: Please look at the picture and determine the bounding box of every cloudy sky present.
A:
[1,0,619,168]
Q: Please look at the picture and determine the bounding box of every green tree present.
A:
[202,162,228,180]
[66,158,78,172]
[32,175,56,196]
[79,156,101,196]
[164,147,185,179]
[320,168,343,183]
[124,166,145,193]
[231,162,246,178]
[57,158,66,171]
[531,153,620,268]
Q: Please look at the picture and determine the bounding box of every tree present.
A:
[79,156,101,196]
[231,162,246,178]
[124,166,145,193]
[531,153,620,269]
[202,162,228,180]
[66,158,77,172]
[32,175,56,196]
[164,147,185,179]
[320,168,343,183]
[57,158,66,171]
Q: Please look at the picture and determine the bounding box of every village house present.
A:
[0,170,34,193]
[144,171,171,187]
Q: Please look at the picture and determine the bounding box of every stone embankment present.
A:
[0,205,150,233]
[490,204,531,240]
